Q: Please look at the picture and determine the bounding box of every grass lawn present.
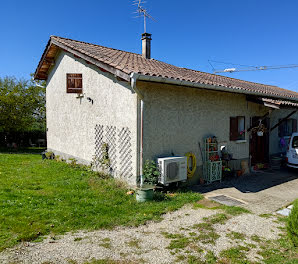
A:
[0,153,203,251]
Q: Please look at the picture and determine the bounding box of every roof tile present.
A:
[48,36,298,100]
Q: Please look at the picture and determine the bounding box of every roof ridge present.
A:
[34,35,298,100]
[51,36,282,89]
[51,35,144,58]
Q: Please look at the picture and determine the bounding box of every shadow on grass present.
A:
[0,147,46,154]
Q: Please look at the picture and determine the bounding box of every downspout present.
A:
[130,73,144,184]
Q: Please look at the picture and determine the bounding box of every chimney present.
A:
[141,33,152,59]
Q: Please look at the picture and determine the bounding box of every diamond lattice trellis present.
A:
[94,124,104,167]
[105,125,117,174]
[118,127,133,180]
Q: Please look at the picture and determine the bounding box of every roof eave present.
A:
[34,37,131,82]
[131,73,298,103]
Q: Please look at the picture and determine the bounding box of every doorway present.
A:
[250,117,270,165]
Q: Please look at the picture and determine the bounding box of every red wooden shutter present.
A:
[292,119,297,133]
[67,74,82,93]
[230,117,238,141]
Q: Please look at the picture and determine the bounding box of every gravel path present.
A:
[0,203,284,264]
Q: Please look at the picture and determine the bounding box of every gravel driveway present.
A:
[0,201,285,264]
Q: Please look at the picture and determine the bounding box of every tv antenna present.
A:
[133,0,156,32]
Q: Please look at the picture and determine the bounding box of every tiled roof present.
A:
[261,98,298,107]
[35,36,298,101]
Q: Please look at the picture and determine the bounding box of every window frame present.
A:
[66,73,83,94]
[278,118,297,137]
[230,116,246,141]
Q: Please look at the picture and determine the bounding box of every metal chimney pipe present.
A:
[141,33,152,59]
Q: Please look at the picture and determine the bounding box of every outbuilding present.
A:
[34,34,298,185]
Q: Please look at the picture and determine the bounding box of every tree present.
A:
[0,75,46,133]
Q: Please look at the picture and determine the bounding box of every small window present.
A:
[278,119,297,137]
[66,73,82,93]
[230,116,245,141]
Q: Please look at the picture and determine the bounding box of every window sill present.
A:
[235,140,247,144]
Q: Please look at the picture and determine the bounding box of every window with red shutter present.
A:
[230,116,245,141]
[66,73,82,93]
[230,117,238,141]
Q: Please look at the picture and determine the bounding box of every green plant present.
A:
[69,158,78,167]
[142,160,160,185]
[100,143,110,167]
[287,199,298,246]
[45,151,54,159]
[91,143,110,171]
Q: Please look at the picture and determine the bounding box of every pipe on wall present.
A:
[130,73,144,183]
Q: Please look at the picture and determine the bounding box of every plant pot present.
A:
[136,188,154,202]
[257,131,263,137]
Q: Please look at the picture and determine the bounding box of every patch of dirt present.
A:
[196,198,220,208]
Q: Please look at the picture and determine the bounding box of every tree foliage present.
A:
[0,75,46,133]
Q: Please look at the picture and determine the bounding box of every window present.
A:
[66,73,82,93]
[230,116,245,141]
[278,119,297,137]
[292,136,298,148]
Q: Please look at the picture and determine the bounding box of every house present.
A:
[34,34,298,186]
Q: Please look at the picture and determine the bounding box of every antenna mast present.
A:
[133,0,156,32]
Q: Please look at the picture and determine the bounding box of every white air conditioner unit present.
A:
[158,156,187,185]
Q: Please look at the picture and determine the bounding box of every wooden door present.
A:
[250,117,270,165]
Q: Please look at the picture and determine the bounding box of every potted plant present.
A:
[136,160,160,202]
[251,122,267,137]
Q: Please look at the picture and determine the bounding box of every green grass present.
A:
[99,238,111,249]
[226,231,246,241]
[193,199,251,216]
[205,213,230,225]
[204,250,217,264]
[221,205,250,216]
[0,153,203,251]
[219,246,250,263]
[257,236,298,264]
[84,259,139,264]
[250,234,263,243]
[167,236,191,250]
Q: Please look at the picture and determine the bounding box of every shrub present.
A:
[143,160,160,185]
[287,199,298,247]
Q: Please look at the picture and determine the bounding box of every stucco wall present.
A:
[46,51,138,185]
[269,108,298,155]
[139,81,268,183]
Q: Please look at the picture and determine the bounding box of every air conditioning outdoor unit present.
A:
[158,156,187,185]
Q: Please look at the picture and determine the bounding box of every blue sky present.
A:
[1,0,298,91]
